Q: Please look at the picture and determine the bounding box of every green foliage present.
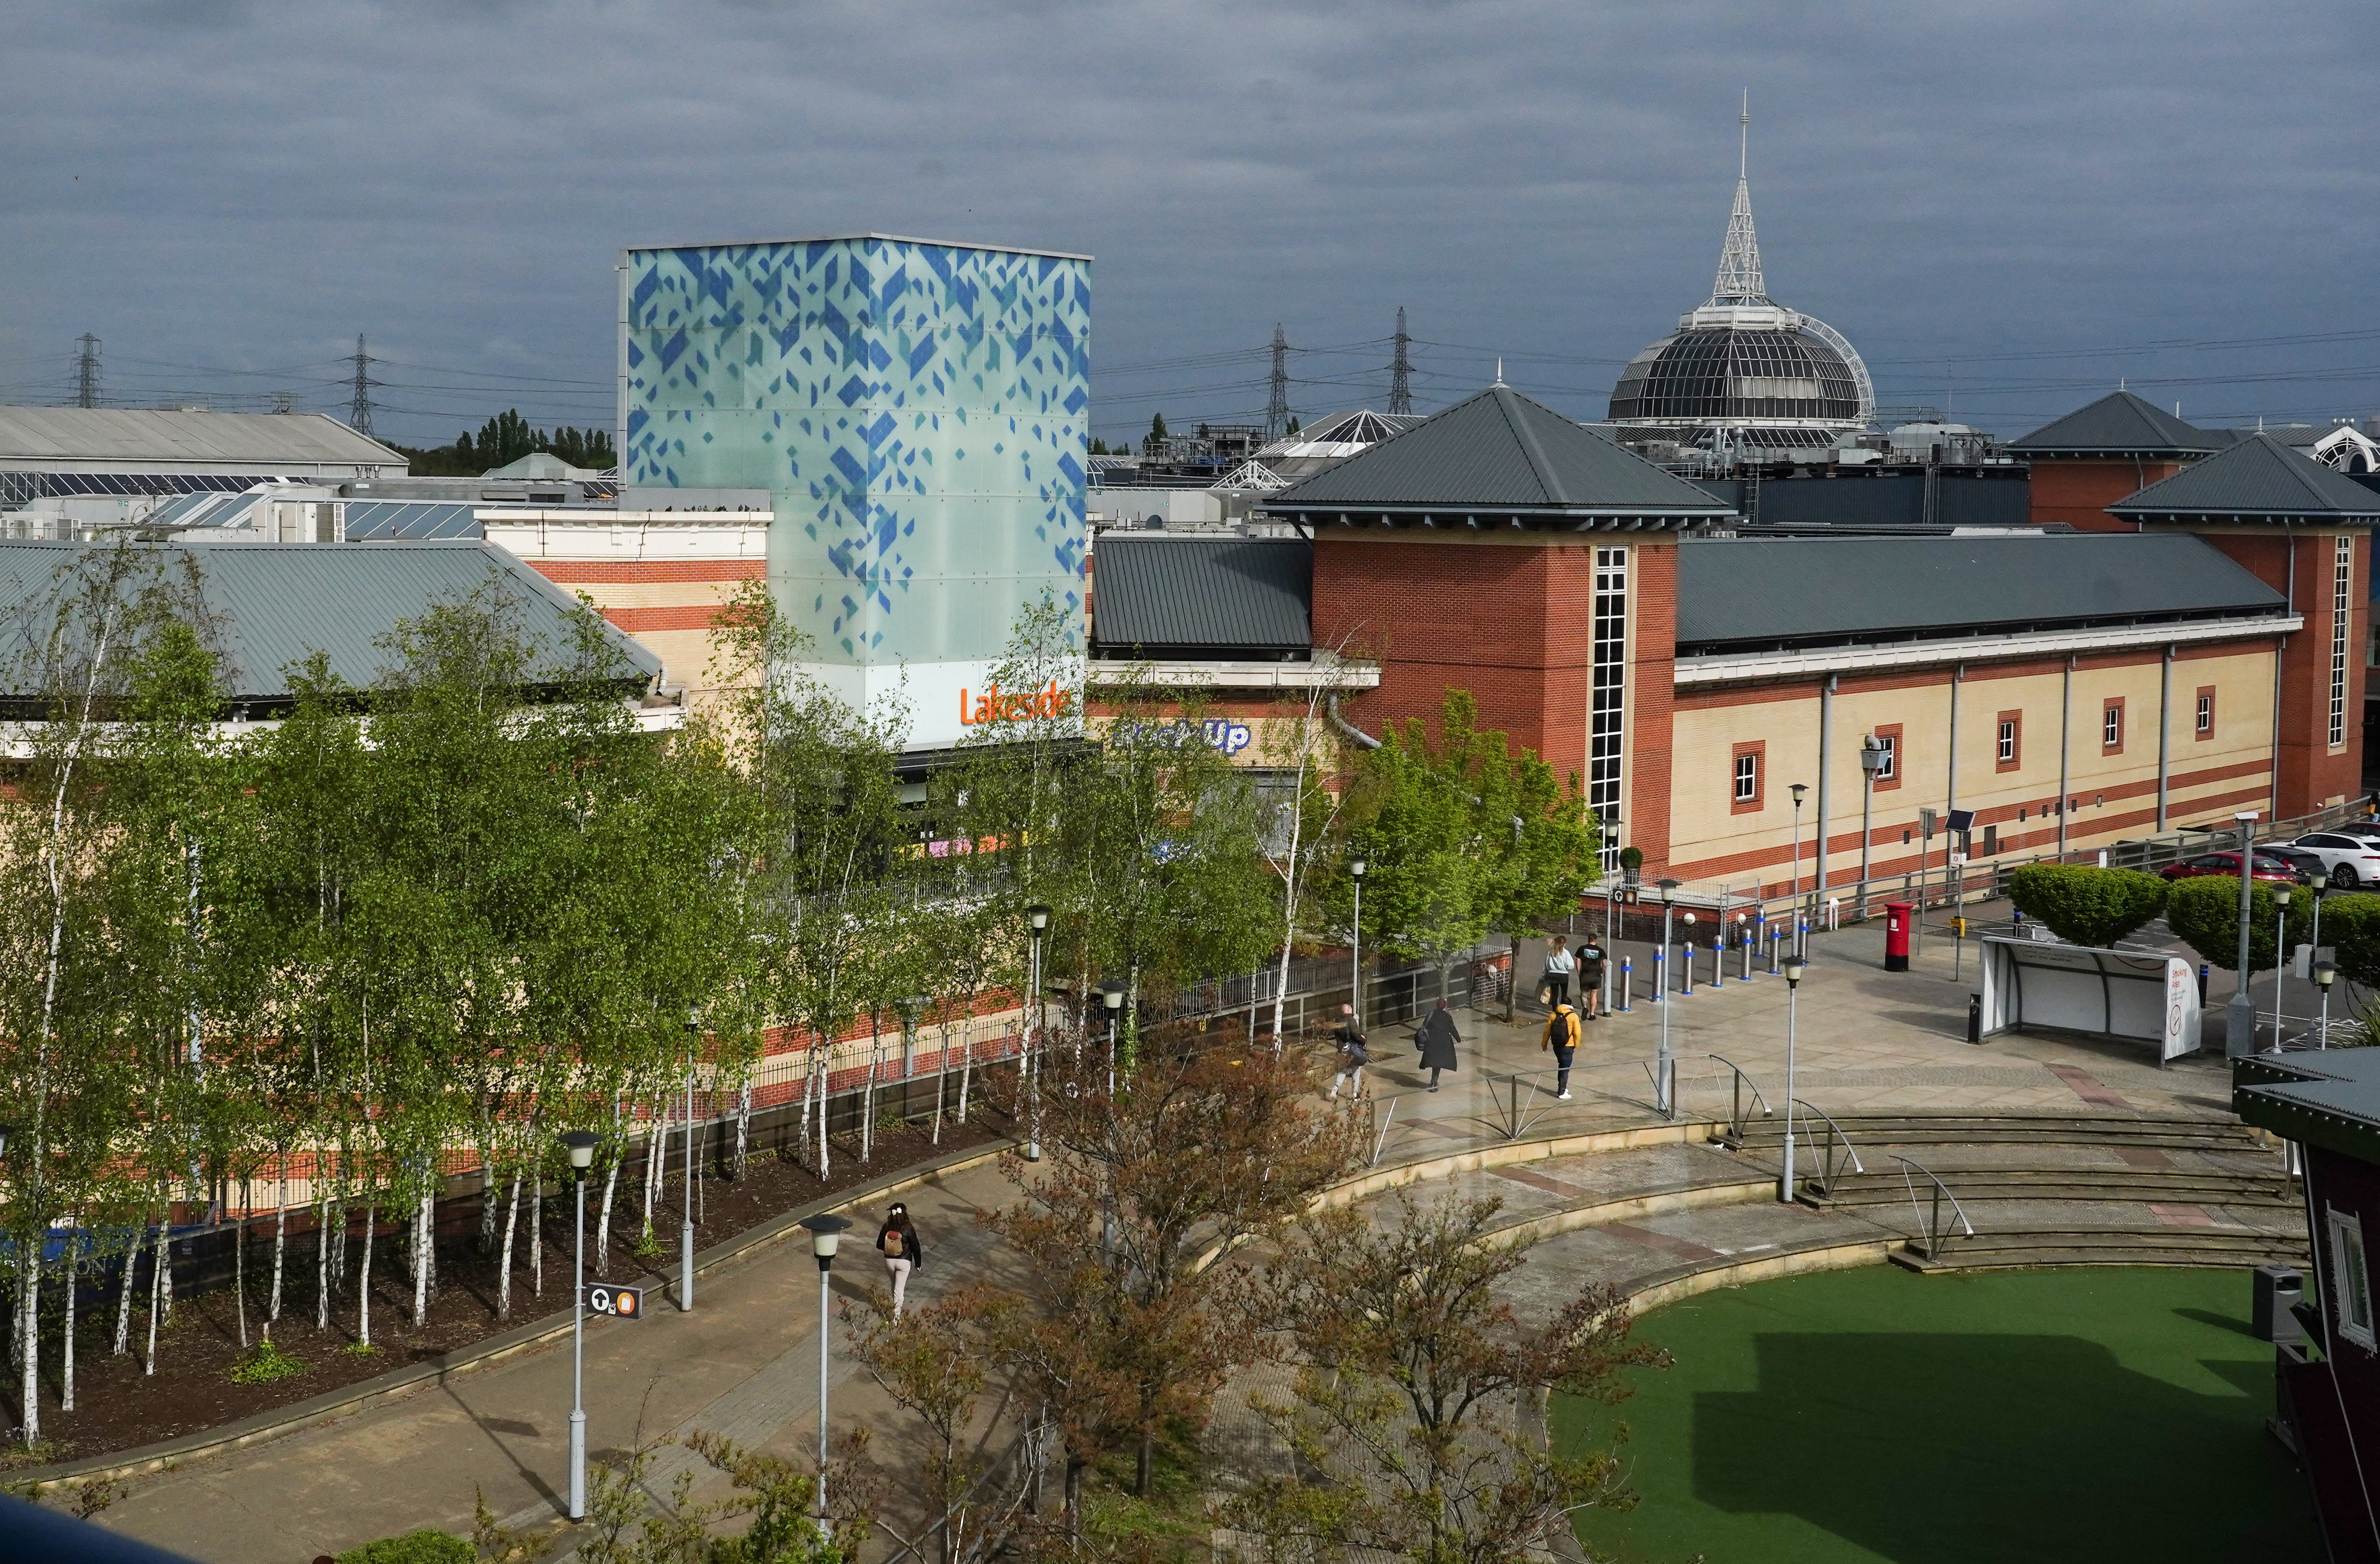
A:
[333,1529,471,1564]
[1334,690,1596,982]
[2008,865,2168,948]
[2315,894,2380,990]
[2165,875,2308,973]
[227,1339,306,1385]
[396,411,615,476]
[1618,845,1644,874]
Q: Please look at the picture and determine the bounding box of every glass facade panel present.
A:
[1590,547,1627,876]
[2333,535,2352,748]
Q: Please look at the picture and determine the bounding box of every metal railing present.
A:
[1791,1099,1865,1199]
[1703,1055,1774,1148]
[1894,1155,1977,1259]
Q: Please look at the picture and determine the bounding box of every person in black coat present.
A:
[1415,1000,1460,1091]
[876,1201,923,1318]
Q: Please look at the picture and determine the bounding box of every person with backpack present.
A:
[1576,936,1607,1020]
[1327,1004,1370,1099]
[1542,1002,1580,1100]
[876,1202,923,1318]
[1415,1000,1460,1091]
[1541,936,1576,1011]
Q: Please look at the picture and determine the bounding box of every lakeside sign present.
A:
[957,680,1073,726]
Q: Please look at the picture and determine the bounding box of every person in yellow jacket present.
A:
[1541,1002,1580,1101]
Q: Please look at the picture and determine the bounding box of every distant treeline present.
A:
[393,409,615,476]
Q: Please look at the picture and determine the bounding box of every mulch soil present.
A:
[8,1112,1011,1468]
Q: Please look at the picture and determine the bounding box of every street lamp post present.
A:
[1102,984,1125,1096]
[1857,737,1888,921]
[1789,783,1809,955]
[1781,956,1807,1203]
[2273,884,2294,1048]
[1350,857,1367,1029]
[2226,811,2260,1058]
[2317,959,2338,1051]
[561,1128,599,1521]
[682,1007,700,1312]
[798,1214,853,1527]
[1656,878,1681,1118]
[1024,904,1049,1162]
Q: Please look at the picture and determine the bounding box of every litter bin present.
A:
[1883,901,1912,972]
[2253,1264,2303,1345]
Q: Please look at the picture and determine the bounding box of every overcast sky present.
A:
[5,1,2376,449]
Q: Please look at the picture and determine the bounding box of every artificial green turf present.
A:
[1552,1265,2320,1564]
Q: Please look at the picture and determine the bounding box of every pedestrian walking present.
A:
[1327,1004,1370,1099]
[1541,936,1575,1011]
[1542,1002,1580,1100]
[877,1201,922,1318]
[1577,935,1607,1019]
[1415,1000,1461,1091]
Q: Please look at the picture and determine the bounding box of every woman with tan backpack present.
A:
[876,1202,923,1318]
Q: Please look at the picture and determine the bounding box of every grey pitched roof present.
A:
[0,539,658,704]
[2106,433,2380,520]
[2006,390,2216,457]
[1265,386,1735,518]
[1675,533,2286,651]
[0,407,409,469]
[1092,536,1310,651]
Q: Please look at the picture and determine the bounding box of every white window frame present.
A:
[2196,693,2213,735]
[2331,1206,2376,1350]
[1876,732,1896,780]
[1733,750,1758,803]
[2104,705,2121,747]
[2331,536,2352,748]
[1997,720,2016,764]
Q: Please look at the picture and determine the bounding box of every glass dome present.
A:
[1607,325,1862,427]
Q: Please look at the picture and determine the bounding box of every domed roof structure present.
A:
[1607,104,1874,455]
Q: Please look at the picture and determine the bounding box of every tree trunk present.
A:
[316,1193,332,1331]
[796,1049,817,1172]
[234,1199,249,1350]
[815,1060,833,1180]
[1135,1428,1154,1497]
[477,1128,501,1253]
[862,1011,881,1165]
[268,1168,289,1336]
[412,1190,432,1323]
[595,1147,622,1273]
[20,1253,41,1444]
[732,1083,753,1181]
[531,1175,544,1298]
[60,1227,77,1413]
[956,1011,975,1124]
[497,1169,522,1321]
[113,1220,143,1357]
[640,1104,662,1244]
[355,1200,376,1349]
[144,1229,164,1375]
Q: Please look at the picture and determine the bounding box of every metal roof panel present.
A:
[1092,536,1310,651]
[2107,432,2380,519]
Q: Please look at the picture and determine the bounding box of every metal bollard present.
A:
[1652,948,1665,1003]
[1681,941,1694,996]
[1621,956,1634,1011]
[1711,934,1724,987]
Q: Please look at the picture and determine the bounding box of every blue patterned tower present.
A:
[620,234,1091,746]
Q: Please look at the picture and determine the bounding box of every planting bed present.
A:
[7,1114,1009,1466]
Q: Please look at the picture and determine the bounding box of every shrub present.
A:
[2007,865,2168,948]
[334,1529,471,1564]
[2313,893,2380,990]
[226,1340,306,1386]
[2165,874,2308,973]
[1617,846,1643,874]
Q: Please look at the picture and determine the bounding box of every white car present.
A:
[2289,831,2380,888]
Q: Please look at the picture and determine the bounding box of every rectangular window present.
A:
[1589,547,1627,876]
[2195,687,2214,738]
[2332,1207,2375,1351]
[2332,536,2353,748]
[1996,710,2022,771]
[1871,723,1903,792]
[2102,698,2124,755]
[1729,740,1765,813]
[1982,823,1998,855]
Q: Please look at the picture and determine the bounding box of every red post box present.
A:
[1883,900,1912,972]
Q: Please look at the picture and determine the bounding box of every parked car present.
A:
[2160,849,2312,886]
[2290,832,2380,888]
[2321,822,2380,846]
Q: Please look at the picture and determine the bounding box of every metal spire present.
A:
[1709,90,1766,304]
[1388,307,1413,416]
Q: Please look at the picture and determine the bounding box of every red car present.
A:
[2160,849,2312,886]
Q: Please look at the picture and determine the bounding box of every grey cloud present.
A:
[2,0,2375,442]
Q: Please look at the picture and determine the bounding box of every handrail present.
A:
[1893,1154,1976,1259]
[1704,1054,1774,1148]
[1790,1098,1865,1197]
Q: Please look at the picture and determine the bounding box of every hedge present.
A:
[2165,874,2309,974]
[335,1532,471,1564]
[2007,865,2167,949]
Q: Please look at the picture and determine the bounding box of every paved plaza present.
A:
[90,899,2288,1561]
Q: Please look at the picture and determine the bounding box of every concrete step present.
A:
[1902,1224,2305,1262]
[1893,1243,2311,1275]
[1732,1115,2259,1156]
[1807,1171,2295,1208]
